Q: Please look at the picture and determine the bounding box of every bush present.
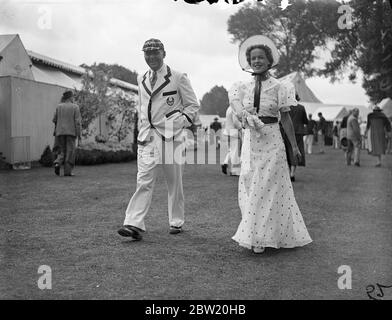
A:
[95,134,107,143]
[75,141,136,165]
[39,145,54,167]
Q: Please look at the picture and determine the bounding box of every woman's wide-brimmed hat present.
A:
[238,35,280,73]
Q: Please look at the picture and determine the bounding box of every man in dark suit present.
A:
[52,90,81,176]
[210,117,222,149]
[317,112,327,153]
[285,94,308,181]
[304,113,316,154]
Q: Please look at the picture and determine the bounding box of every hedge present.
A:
[39,141,136,166]
[75,148,135,165]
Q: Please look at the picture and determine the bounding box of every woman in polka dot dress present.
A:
[230,36,312,253]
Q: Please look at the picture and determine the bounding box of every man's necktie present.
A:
[150,71,157,89]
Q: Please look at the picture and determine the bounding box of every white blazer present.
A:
[137,64,199,142]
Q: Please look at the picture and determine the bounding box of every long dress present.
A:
[367,110,392,156]
[229,77,312,249]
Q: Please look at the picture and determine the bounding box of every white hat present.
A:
[238,35,280,73]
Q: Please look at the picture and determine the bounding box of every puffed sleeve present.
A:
[278,82,297,112]
[228,81,246,116]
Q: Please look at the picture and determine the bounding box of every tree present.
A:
[80,63,138,85]
[74,64,114,138]
[106,93,137,142]
[74,64,137,141]
[227,0,341,78]
[200,85,229,117]
[320,0,392,103]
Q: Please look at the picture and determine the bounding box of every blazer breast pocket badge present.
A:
[166,96,175,106]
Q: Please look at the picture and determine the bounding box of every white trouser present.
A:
[224,136,241,175]
[124,133,185,231]
[318,132,325,151]
[305,135,314,154]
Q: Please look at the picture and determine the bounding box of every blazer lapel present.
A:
[151,66,172,98]
[141,66,172,98]
[141,71,152,96]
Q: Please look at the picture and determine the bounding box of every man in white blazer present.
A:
[118,39,199,240]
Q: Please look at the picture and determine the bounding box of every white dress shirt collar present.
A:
[149,63,166,77]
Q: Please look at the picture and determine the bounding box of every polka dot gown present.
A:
[230,77,313,249]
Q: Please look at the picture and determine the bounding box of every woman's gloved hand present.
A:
[240,110,264,130]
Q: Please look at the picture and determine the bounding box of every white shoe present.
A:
[252,246,265,254]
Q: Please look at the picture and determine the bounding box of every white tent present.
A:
[302,102,370,122]
[380,97,392,118]
[278,72,322,103]
[313,106,348,122]
[278,72,370,122]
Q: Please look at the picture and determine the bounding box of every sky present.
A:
[0,0,370,106]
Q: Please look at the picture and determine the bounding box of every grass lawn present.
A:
[1,144,391,300]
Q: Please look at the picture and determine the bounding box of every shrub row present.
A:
[39,142,136,167]
[75,148,135,165]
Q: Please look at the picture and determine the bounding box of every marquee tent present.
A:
[380,97,392,118]
[0,34,138,165]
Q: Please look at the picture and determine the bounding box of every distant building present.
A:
[0,34,138,165]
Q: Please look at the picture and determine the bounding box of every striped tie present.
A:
[150,71,157,89]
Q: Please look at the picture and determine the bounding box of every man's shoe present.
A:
[64,173,75,176]
[118,225,143,240]
[354,162,360,167]
[221,164,228,175]
[169,226,183,234]
[54,164,60,176]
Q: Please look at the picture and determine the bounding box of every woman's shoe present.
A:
[252,246,265,254]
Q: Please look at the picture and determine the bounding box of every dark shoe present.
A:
[169,226,183,234]
[354,162,360,167]
[54,164,60,176]
[375,163,381,167]
[64,173,74,176]
[221,164,228,175]
[118,225,143,240]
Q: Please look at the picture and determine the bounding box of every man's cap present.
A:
[142,38,165,52]
[62,90,73,100]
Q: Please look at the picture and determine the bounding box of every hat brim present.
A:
[238,35,280,72]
